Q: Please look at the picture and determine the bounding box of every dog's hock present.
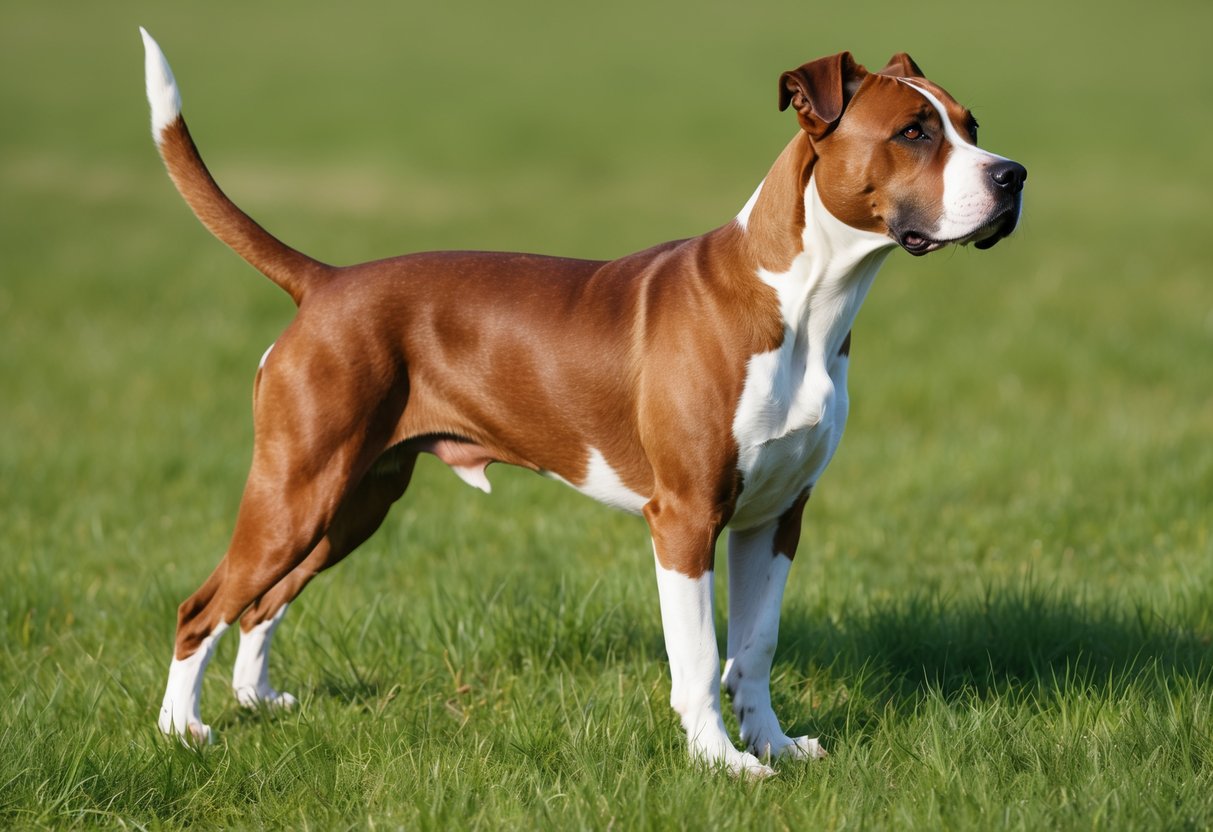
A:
[139,27,181,142]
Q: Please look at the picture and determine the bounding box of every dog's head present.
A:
[779,52,1025,254]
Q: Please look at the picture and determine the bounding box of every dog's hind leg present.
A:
[231,453,417,710]
[158,468,349,742]
[157,373,400,743]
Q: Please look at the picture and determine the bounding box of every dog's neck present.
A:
[737,133,895,358]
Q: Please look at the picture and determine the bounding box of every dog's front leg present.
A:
[646,497,775,778]
[722,497,826,761]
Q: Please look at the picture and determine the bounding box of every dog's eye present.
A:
[899,123,926,141]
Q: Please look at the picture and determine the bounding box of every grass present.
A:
[2,0,1212,828]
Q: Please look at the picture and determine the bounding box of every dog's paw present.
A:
[234,685,298,711]
[727,750,778,780]
[185,721,215,746]
[748,733,827,761]
[778,735,827,760]
[691,743,777,779]
[158,709,214,747]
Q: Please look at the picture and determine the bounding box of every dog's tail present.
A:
[139,28,329,305]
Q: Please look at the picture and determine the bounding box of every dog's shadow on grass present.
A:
[770,584,1213,738]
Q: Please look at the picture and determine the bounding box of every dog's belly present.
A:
[729,344,849,530]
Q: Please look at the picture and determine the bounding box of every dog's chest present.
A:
[729,332,849,530]
[723,179,892,531]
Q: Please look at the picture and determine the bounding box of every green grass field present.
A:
[2,0,1212,828]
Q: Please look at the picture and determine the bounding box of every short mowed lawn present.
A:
[1,0,1210,829]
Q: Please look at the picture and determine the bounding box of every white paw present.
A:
[185,721,214,745]
[234,685,298,711]
[158,706,214,746]
[726,750,778,779]
[778,735,828,760]
[688,734,778,779]
[747,733,828,761]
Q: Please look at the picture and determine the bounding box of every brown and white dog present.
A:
[141,29,1024,777]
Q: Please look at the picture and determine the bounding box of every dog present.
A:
[140,28,1024,777]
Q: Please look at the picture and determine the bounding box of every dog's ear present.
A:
[779,52,868,138]
[878,53,925,78]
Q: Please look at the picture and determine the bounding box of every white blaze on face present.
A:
[899,79,1013,243]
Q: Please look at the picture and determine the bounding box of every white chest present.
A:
[730,335,851,529]
[727,176,894,530]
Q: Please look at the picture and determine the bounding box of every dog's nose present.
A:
[988,160,1027,194]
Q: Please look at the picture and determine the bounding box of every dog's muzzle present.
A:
[897,159,1027,255]
[973,160,1026,250]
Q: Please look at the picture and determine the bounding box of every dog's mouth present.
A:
[971,203,1021,250]
[898,199,1022,256]
[898,231,941,255]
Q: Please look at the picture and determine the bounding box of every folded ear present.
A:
[878,53,925,78]
[778,52,868,137]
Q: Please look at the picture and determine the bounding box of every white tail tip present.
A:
[139,27,181,142]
